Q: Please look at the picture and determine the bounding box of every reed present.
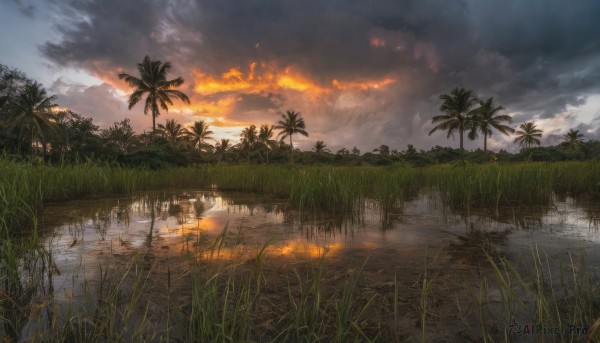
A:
[472,248,600,341]
[2,232,599,341]
[4,159,600,234]
[423,163,556,207]
[3,159,600,340]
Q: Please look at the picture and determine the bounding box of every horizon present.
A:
[1,0,600,153]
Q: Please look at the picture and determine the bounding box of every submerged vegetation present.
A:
[1,195,600,341]
[2,160,600,236]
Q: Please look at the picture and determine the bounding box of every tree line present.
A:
[430,87,586,152]
[1,60,597,167]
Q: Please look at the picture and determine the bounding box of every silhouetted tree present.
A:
[6,82,58,160]
[1,65,32,153]
[560,129,584,152]
[101,118,138,154]
[258,124,276,163]
[374,144,390,156]
[214,138,232,163]
[514,122,543,149]
[313,140,330,154]
[471,97,514,152]
[157,119,186,146]
[240,125,258,162]
[187,120,213,152]
[51,110,102,160]
[274,110,308,149]
[336,148,349,156]
[118,56,189,136]
[430,88,478,150]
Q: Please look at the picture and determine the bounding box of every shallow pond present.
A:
[25,190,600,340]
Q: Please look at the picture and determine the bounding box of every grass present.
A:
[3,158,600,340]
[2,226,600,341]
[3,159,600,237]
[471,247,600,342]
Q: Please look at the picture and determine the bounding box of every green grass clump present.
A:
[472,248,600,341]
[0,161,423,235]
[4,159,600,237]
[423,163,556,207]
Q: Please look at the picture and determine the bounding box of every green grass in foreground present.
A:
[2,159,600,340]
[3,160,600,237]
[2,229,600,342]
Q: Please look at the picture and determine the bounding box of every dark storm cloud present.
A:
[39,0,476,81]
[464,0,600,116]
[6,0,36,18]
[170,0,476,80]
[232,93,283,114]
[30,0,600,150]
[39,0,202,86]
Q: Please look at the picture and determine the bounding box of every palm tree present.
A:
[312,140,330,154]
[405,144,417,155]
[560,129,584,151]
[157,119,186,146]
[214,138,232,163]
[258,124,276,163]
[373,144,390,156]
[514,122,543,148]
[429,88,479,150]
[101,118,137,153]
[187,120,213,152]
[240,125,258,162]
[471,97,515,152]
[7,82,58,160]
[274,110,308,149]
[118,56,190,136]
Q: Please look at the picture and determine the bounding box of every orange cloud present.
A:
[370,37,386,48]
[87,61,131,93]
[179,97,237,117]
[102,59,399,141]
[192,62,328,96]
[332,78,397,91]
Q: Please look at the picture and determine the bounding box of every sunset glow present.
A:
[332,78,397,91]
[192,62,329,96]
[2,0,599,151]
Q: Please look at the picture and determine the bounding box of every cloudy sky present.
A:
[1,0,600,152]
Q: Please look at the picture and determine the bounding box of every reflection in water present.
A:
[39,190,600,279]
[40,190,600,258]
[579,200,600,230]
[3,189,598,340]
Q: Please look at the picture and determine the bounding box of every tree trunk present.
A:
[31,130,35,158]
[151,94,157,139]
[152,109,156,138]
[483,132,488,152]
[42,137,47,164]
[289,135,294,164]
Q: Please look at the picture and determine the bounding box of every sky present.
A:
[1,0,600,152]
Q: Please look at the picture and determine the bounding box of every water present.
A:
[24,190,600,339]
[37,190,600,283]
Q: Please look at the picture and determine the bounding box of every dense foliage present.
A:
[2,64,599,167]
